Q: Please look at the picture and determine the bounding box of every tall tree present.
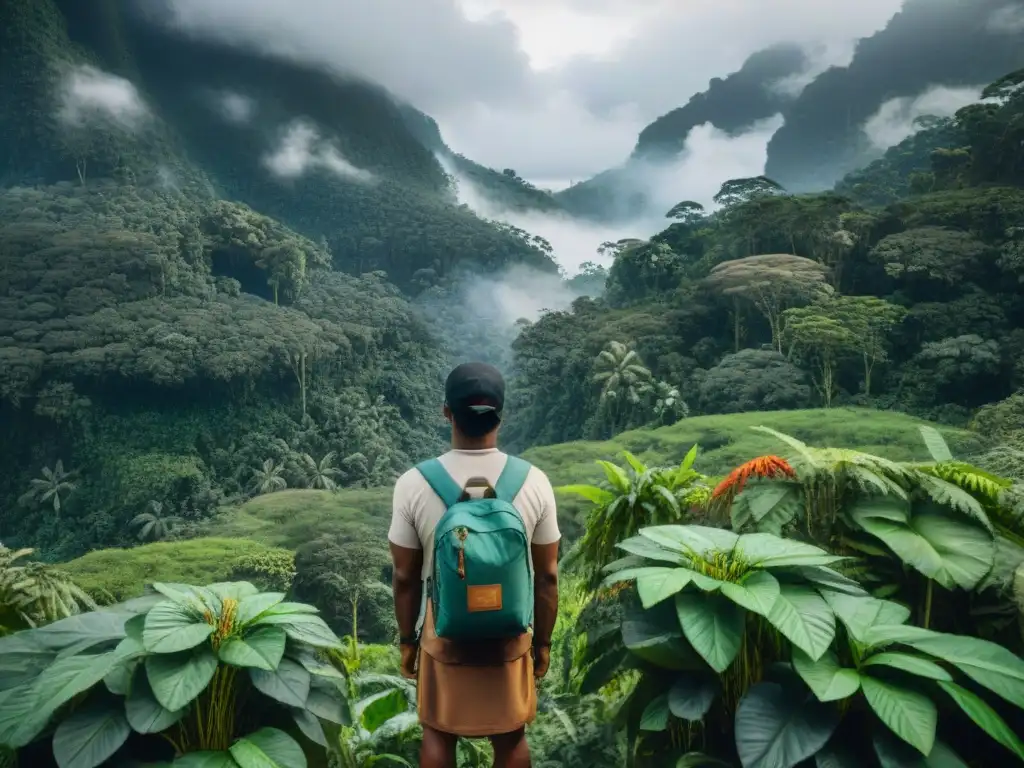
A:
[782,307,859,407]
[829,295,908,395]
[704,254,832,353]
[592,341,653,435]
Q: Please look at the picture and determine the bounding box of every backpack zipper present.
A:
[455,527,468,579]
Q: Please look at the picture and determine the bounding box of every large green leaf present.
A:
[2,652,122,748]
[640,525,739,557]
[150,584,214,611]
[852,506,995,590]
[814,745,860,768]
[735,534,847,568]
[791,649,860,702]
[52,704,131,768]
[249,659,310,708]
[861,653,951,682]
[872,731,967,767]
[871,627,1024,708]
[557,484,616,505]
[937,680,1024,760]
[732,483,802,535]
[359,688,408,732]
[821,591,910,644]
[218,627,286,671]
[229,727,306,768]
[787,566,868,597]
[734,682,839,768]
[668,674,718,722]
[615,536,687,565]
[285,645,344,681]
[207,582,260,601]
[596,460,630,493]
[251,614,340,649]
[305,677,350,726]
[143,602,215,655]
[637,569,695,608]
[720,571,780,618]
[602,566,683,590]
[289,707,327,747]
[126,670,186,734]
[765,584,835,661]
[674,592,745,673]
[860,675,936,756]
[146,646,219,712]
[639,694,670,732]
[103,656,138,697]
[235,593,286,627]
[621,604,700,671]
[173,752,238,767]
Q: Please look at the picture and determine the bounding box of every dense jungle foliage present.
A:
[4,0,1024,764]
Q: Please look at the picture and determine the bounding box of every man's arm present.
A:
[389,542,423,643]
[530,540,559,650]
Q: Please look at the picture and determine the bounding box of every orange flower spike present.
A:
[711,455,796,499]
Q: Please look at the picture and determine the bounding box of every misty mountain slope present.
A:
[553,45,807,221]
[398,103,565,214]
[0,0,557,288]
[633,44,807,159]
[763,0,1024,191]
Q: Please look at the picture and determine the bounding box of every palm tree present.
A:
[250,458,288,495]
[592,341,652,434]
[0,545,96,635]
[18,460,76,514]
[302,451,342,490]
[130,500,182,542]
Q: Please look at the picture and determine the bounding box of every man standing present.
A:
[388,362,560,768]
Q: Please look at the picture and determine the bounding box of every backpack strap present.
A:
[494,456,532,503]
[416,459,463,509]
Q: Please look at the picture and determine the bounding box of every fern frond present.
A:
[914,472,994,533]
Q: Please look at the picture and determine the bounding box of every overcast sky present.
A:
[163,0,905,187]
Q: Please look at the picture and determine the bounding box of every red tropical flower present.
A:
[712,455,796,499]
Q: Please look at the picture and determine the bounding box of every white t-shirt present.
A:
[388,448,561,627]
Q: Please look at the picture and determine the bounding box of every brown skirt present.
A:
[416,599,537,737]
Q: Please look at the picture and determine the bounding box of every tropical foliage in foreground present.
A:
[0,582,350,767]
[566,429,1024,766]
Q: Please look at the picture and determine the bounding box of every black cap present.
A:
[445,362,505,419]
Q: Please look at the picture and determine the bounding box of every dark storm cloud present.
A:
[158,0,904,183]
[160,0,537,113]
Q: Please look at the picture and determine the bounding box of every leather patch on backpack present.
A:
[467,584,502,612]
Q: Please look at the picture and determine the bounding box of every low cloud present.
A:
[767,39,859,98]
[57,65,149,129]
[445,114,784,275]
[215,90,257,123]
[263,121,374,182]
[987,4,1024,34]
[862,85,983,150]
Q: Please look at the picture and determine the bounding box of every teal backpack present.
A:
[417,455,534,641]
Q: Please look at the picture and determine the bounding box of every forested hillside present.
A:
[508,72,1024,459]
[0,0,567,559]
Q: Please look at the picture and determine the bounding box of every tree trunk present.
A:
[351,592,360,663]
[863,353,873,397]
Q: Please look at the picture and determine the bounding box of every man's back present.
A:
[387,361,560,767]
[388,447,560,589]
